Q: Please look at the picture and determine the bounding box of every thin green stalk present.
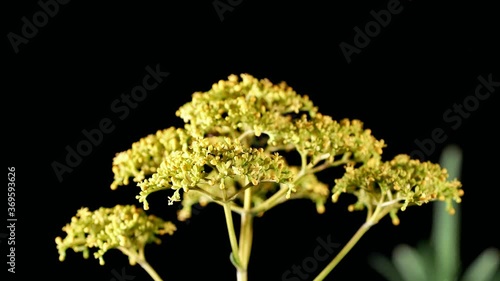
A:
[223,202,242,269]
[250,186,288,215]
[119,247,164,281]
[239,188,254,268]
[137,259,164,281]
[313,198,395,281]
[251,152,353,216]
[236,188,254,281]
[211,200,245,214]
[313,221,373,281]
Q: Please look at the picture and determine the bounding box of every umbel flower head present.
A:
[332,154,464,225]
[109,73,462,224]
[110,74,387,218]
[55,204,176,266]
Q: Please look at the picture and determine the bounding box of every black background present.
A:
[3,1,499,280]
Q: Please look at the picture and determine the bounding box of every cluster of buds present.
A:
[56,74,464,281]
[333,154,463,224]
[55,205,176,265]
[109,73,463,223]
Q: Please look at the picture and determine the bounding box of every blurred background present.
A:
[4,1,499,280]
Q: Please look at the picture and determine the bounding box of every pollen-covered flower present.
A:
[110,127,191,190]
[332,154,464,224]
[136,136,293,209]
[108,74,462,226]
[271,114,386,165]
[175,73,318,139]
[55,205,176,266]
[110,74,387,212]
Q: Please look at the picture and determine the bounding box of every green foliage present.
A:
[368,145,500,281]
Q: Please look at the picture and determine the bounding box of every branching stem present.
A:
[313,196,397,281]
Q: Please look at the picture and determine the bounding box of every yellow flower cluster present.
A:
[332,154,463,224]
[109,73,463,223]
[111,127,191,190]
[55,205,176,265]
[136,136,293,209]
[175,73,317,139]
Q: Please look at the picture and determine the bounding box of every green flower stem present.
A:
[237,270,248,281]
[238,130,255,142]
[223,202,243,269]
[250,186,288,215]
[309,153,352,174]
[251,152,353,216]
[210,199,245,215]
[119,247,164,281]
[239,188,254,268]
[235,188,254,281]
[138,259,164,281]
[313,221,373,281]
[313,199,396,281]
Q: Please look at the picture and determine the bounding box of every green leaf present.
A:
[392,244,429,281]
[438,144,463,181]
[461,248,500,281]
[368,252,404,281]
[415,241,436,280]
[493,270,500,281]
[229,252,241,269]
[432,144,462,281]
